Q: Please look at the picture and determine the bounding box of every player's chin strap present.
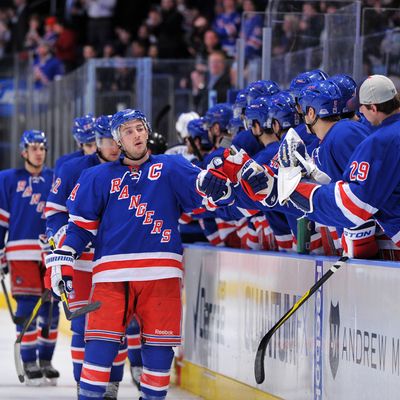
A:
[305,115,319,135]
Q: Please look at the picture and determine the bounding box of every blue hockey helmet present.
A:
[72,113,96,144]
[289,69,329,99]
[203,103,233,131]
[94,115,113,140]
[19,129,47,151]
[298,80,342,118]
[244,96,272,129]
[187,118,213,150]
[227,116,245,136]
[233,89,248,118]
[267,91,300,130]
[329,74,357,113]
[111,109,151,141]
[246,80,280,104]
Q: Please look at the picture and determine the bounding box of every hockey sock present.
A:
[71,332,85,382]
[71,314,86,382]
[79,340,119,400]
[140,345,174,399]
[16,295,39,363]
[110,340,128,382]
[127,317,143,367]
[37,300,60,361]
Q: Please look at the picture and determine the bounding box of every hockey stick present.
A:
[14,289,51,383]
[187,136,203,162]
[0,270,26,325]
[47,238,101,321]
[254,255,348,384]
[154,104,171,131]
[58,281,101,320]
[40,296,53,338]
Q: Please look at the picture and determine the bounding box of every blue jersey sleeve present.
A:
[64,168,107,255]
[168,155,204,213]
[311,131,400,228]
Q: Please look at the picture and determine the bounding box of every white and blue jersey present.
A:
[63,154,204,283]
[0,167,53,260]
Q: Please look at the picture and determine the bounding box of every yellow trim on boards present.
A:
[181,360,283,400]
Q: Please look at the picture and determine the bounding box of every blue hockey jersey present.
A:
[0,167,53,260]
[310,113,400,246]
[54,149,84,176]
[310,119,369,181]
[45,152,101,271]
[63,154,204,283]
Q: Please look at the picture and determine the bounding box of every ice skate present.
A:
[104,381,119,400]
[23,361,43,386]
[39,359,59,386]
[130,365,142,390]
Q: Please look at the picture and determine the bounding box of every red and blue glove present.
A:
[342,220,378,259]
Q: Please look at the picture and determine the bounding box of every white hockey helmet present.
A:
[175,111,199,141]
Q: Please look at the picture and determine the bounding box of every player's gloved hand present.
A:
[45,247,75,299]
[216,146,252,184]
[240,160,278,207]
[196,169,233,208]
[0,249,8,275]
[278,134,307,168]
[342,220,378,259]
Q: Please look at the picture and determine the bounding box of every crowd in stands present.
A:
[0,0,399,84]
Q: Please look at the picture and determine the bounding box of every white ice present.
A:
[0,309,202,400]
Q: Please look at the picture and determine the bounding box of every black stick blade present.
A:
[64,301,101,320]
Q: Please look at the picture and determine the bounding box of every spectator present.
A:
[137,23,151,49]
[64,0,86,45]
[10,0,30,52]
[127,40,148,58]
[148,43,159,58]
[114,26,131,56]
[272,14,301,56]
[241,0,263,61]
[298,2,324,49]
[43,16,58,48]
[85,0,117,52]
[33,41,64,88]
[196,29,222,60]
[54,19,77,72]
[0,15,11,57]
[102,42,116,58]
[187,14,209,58]
[192,49,232,114]
[80,43,97,66]
[24,14,41,51]
[212,0,241,57]
[157,0,188,58]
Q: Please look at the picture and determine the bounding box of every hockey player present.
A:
[276,75,400,258]
[45,115,124,399]
[45,109,227,400]
[54,114,97,175]
[0,130,59,384]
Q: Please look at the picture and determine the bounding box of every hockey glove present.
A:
[342,220,378,259]
[0,249,8,275]
[240,160,278,207]
[196,169,233,209]
[216,146,252,184]
[45,247,75,299]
